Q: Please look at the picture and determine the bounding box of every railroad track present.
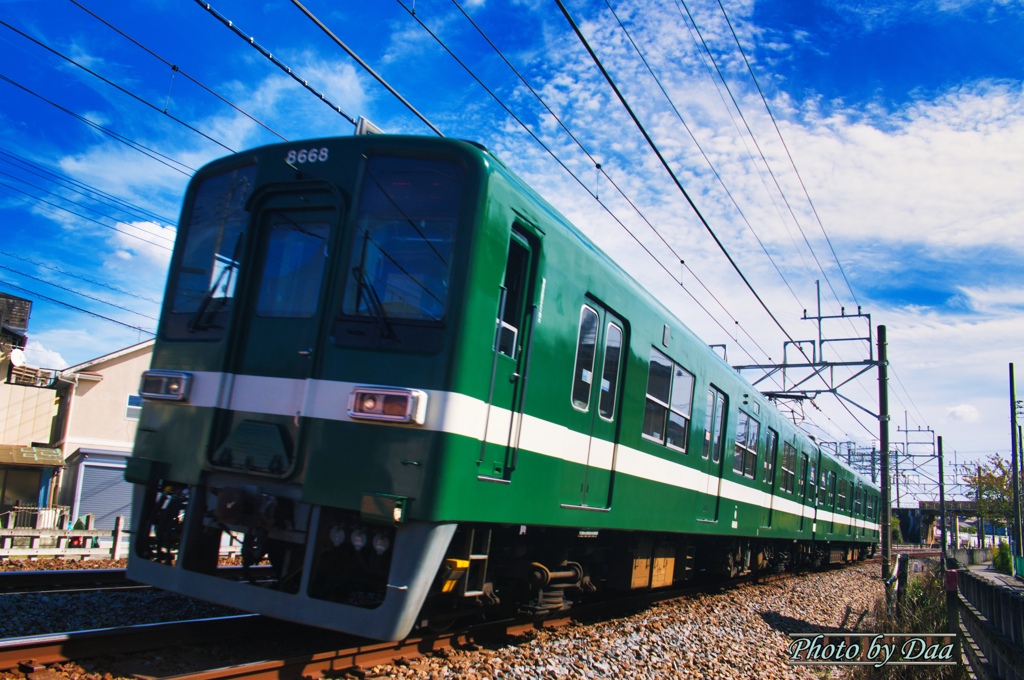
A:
[0,559,881,679]
[0,568,141,595]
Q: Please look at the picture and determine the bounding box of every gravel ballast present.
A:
[0,558,885,679]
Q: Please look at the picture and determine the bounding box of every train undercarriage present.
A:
[129,479,874,640]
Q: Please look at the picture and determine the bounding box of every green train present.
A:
[126,134,880,641]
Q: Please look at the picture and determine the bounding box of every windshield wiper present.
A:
[188,236,243,332]
[353,266,396,340]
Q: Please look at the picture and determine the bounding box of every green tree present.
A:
[964,454,1020,536]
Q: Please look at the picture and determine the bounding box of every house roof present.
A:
[0,445,63,468]
[64,338,154,374]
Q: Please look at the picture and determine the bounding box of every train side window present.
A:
[571,306,599,410]
[642,348,694,452]
[732,410,759,478]
[854,486,863,516]
[818,468,828,506]
[837,478,848,511]
[780,443,796,493]
[762,428,778,484]
[598,323,623,419]
[702,387,726,463]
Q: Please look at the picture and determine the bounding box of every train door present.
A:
[479,227,538,482]
[560,302,625,509]
[698,387,727,521]
[798,452,809,532]
[215,189,341,474]
[760,428,779,528]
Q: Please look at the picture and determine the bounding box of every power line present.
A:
[0,262,156,320]
[70,0,288,143]
[0,168,175,245]
[0,249,161,305]
[0,18,234,153]
[0,72,193,176]
[0,146,175,226]
[0,279,155,335]
[0,181,173,251]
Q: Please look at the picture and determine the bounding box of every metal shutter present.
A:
[79,465,132,530]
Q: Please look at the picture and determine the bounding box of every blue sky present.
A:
[1,0,1022,501]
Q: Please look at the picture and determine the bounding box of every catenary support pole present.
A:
[878,326,892,605]
[1011,363,1021,560]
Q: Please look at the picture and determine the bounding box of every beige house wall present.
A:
[0,364,58,446]
[61,343,153,455]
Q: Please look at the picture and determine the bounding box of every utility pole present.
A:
[879,326,892,602]
[938,436,947,565]
[1011,363,1021,560]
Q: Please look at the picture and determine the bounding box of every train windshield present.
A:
[166,163,258,338]
[343,156,462,323]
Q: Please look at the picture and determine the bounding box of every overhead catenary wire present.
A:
[445,0,781,370]
[671,0,848,318]
[289,0,443,136]
[193,0,357,127]
[713,0,859,308]
[399,0,776,369]
[601,0,805,314]
[553,0,813,366]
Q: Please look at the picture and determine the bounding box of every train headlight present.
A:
[139,370,192,401]
[348,387,427,425]
[372,533,391,555]
[350,528,367,551]
[329,525,346,547]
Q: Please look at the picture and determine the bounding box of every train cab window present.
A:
[166,162,257,338]
[702,387,726,464]
[642,348,694,452]
[256,216,330,318]
[780,443,796,493]
[598,323,623,419]
[343,155,461,323]
[763,428,778,484]
[571,306,599,410]
[732,410,759,478]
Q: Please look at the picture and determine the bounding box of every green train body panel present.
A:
[127,135,878,640]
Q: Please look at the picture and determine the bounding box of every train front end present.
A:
[125,136,483,640]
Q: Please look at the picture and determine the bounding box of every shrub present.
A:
[993,541,1012,574]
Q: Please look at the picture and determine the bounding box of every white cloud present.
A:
[23,340,68,370]
[947,404,980,423]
